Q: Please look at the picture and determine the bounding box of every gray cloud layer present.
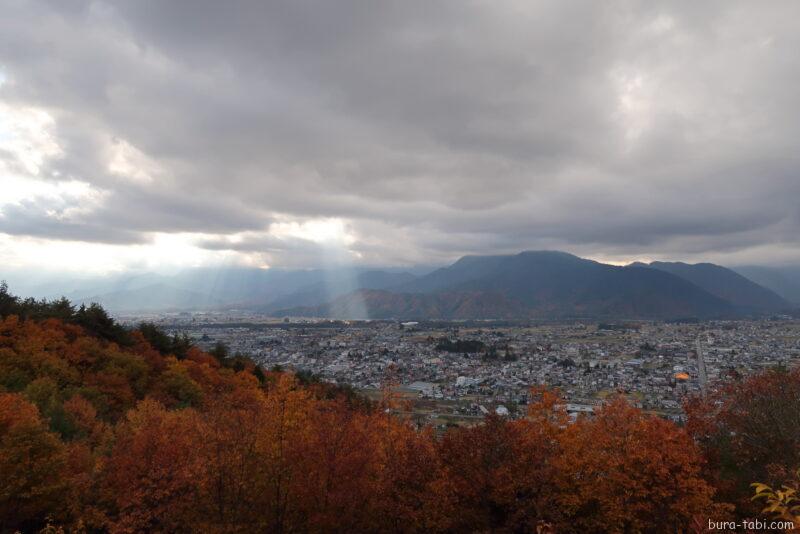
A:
[2,0,800,266]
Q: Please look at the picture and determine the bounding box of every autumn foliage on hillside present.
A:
[0,286,797,533]
[685,365,800,520]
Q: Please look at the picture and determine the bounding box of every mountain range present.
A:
[3,251,798,320]
[277,251,791,320]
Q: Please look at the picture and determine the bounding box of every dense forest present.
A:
[1,283,799,533]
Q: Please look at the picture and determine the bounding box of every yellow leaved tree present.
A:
[752,469,800,531]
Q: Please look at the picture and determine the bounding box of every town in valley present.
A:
[119,312,800,427]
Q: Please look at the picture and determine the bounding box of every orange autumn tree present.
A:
[222,373,319,532]
[551,397,720,533]
[368,409,449,532]
[100,399,208,533]
[287,398,381,532]
[193,380,273,530]
[686,366,800,517]
[436,411,563,532]
[0,393,69,533]
[435,390,719,533]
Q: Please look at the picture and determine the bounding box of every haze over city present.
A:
[2,0,800,280]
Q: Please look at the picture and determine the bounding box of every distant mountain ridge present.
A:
[637,261,788,312]
[277,251,771,320]
[733,265,800,304]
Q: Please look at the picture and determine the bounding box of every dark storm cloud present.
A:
[0,180,267,245]
[2,0,800,265]
[92,185,269,236]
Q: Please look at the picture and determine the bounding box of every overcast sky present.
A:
[2,0,800,274]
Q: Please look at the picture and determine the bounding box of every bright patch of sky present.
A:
[0,232,236,275]
[270,217,356,246]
